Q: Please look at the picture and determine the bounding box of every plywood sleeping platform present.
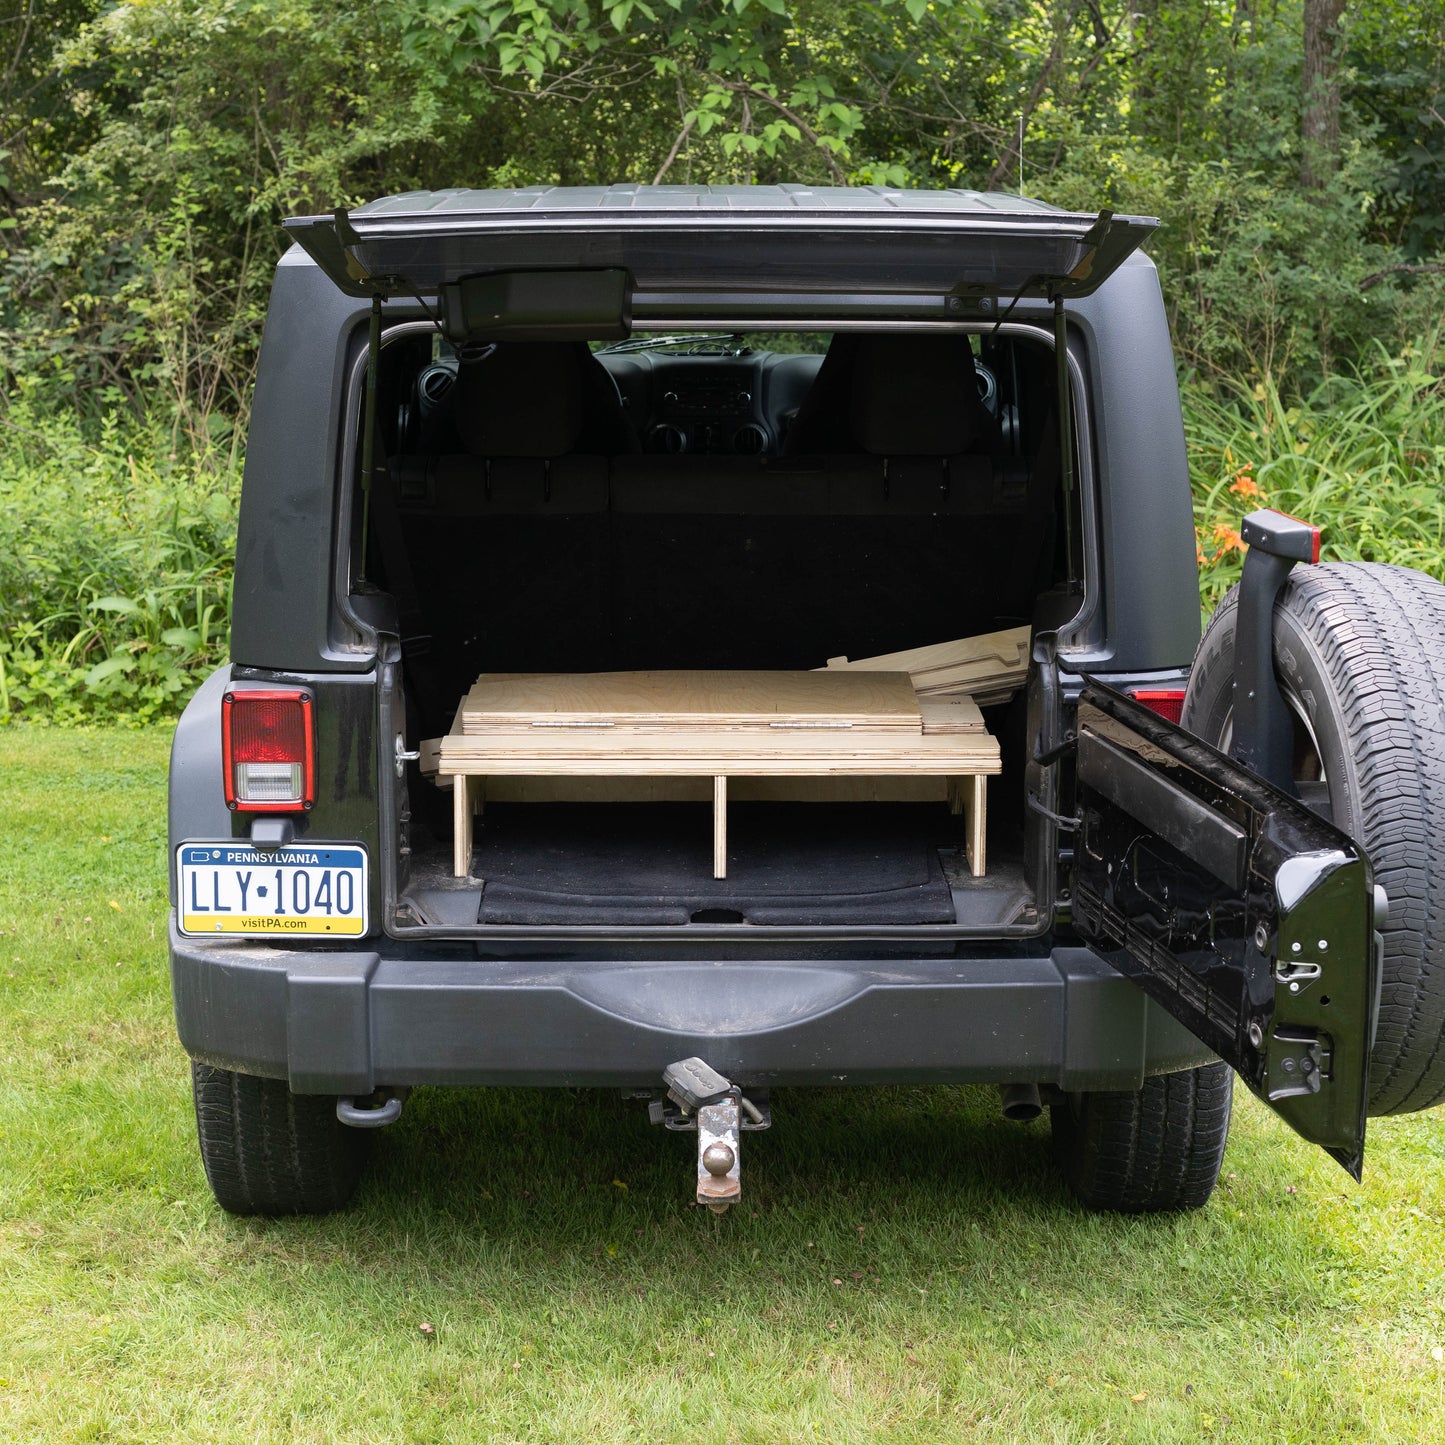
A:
[437,670,1003,883]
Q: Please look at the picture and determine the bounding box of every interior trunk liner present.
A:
[472,802,962,925]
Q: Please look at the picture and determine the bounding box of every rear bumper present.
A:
[169,921,1213,1095]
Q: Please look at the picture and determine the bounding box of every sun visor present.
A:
[283,193,1158,320]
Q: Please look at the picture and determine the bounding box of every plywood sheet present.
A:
[918,697,986,734]
[821,625,1031,699]
[431,776,951,804]
[439,725,1000,776]
[459,669,923,734]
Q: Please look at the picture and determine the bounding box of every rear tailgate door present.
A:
[1070,683,1378,1178]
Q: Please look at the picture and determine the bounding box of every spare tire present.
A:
[1183,562,1445,1116]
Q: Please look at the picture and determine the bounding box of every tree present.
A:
[1301,0,1346,188]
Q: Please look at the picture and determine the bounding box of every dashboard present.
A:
[596,347,823,456]
[407,338,1002,459]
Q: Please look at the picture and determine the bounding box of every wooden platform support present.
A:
[714,775,727,878]
[447,757,994,878]
[949,774,987,877]
[452,774,475,879]
[448,758,993,882]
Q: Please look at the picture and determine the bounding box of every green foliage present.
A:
[0,389,238,724]
[1187,333,1445,615]
[2,0,461,438]
[2,0,1442,429]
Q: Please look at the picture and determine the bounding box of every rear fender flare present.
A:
[168,665,235,903]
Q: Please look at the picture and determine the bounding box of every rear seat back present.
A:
[604,335,1044,670]
[607,451,1027,671]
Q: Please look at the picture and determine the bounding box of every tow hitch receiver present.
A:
[695,1097,742,1213]
[653,1057,770,1213]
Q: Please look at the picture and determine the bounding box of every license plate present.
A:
[177,843,368,937]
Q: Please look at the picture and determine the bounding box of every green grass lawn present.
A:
[3,727,1445,1443]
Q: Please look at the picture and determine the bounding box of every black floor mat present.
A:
[472,802,961,925]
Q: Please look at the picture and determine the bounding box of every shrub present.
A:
[0,389,238,724]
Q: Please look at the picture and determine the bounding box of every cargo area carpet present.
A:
[471,802,960,925]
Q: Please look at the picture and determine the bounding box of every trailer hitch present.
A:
[1230,508,1321,795]
[651,1057,770,1213]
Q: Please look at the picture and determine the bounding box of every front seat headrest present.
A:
[850,334,990,456]
[452,342,588,458]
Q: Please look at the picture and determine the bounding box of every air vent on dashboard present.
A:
[732,423,768,456]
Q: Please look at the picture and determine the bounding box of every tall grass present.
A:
[1185,334,1445,614]
[0,390,239,724]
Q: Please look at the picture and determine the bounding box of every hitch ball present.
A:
[702,1142,736,1177]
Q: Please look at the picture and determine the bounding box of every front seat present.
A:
[782,332,994,457]
[452,341,637,457]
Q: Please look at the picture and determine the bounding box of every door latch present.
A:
[394,733,421,778]
[1265,1027,1328,1101]
[1274,954,1323,989]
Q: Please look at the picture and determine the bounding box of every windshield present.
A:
[595,334,748,356]
[595,331,829,356]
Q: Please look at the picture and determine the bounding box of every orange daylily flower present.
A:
[1229,475,1261,498]
[1211,523,1245,554]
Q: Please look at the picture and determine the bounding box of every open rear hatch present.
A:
[283,186,1157,319]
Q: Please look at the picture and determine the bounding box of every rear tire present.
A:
[1184,562,1445,1116]
[191,1062,370,1215]
[1051,1062,1233,1212]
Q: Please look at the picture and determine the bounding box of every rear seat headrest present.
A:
[453,342,587,458]
[849,334,989,456]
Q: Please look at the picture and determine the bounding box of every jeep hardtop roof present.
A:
[284,183,1156,320]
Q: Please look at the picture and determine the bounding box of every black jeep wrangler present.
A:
[169,185,1445,1215]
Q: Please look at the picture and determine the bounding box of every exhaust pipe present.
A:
[998,1082,1043,1122]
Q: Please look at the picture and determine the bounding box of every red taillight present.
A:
[222,689,314,812]
[1132,688,1186,725]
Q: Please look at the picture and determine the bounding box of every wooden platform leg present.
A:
[453,774,475,878]
[713,775,727,879]
[965,774,986,878]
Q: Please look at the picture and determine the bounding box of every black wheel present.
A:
[191,1062,370,1215]
[1184,562,1445,1116]
[1051,1061,1234,1212]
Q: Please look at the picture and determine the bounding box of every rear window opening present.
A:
[347,323,1084,938]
